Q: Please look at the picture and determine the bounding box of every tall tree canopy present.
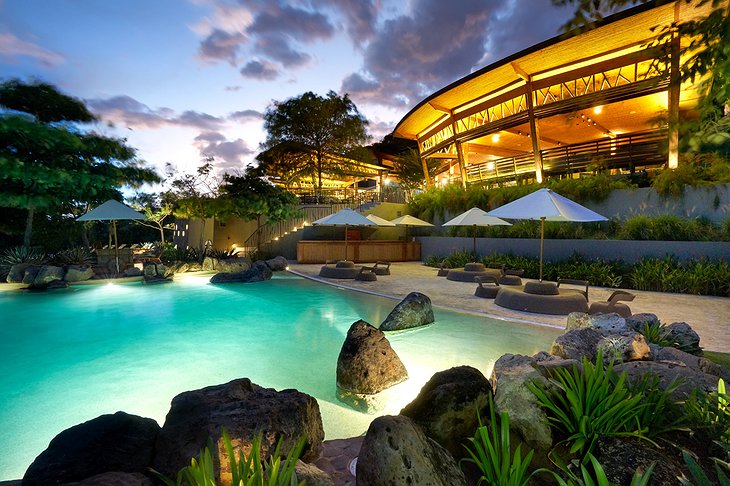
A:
[0,79,160,247]
[554,0,730,152]
[261,91,370,198]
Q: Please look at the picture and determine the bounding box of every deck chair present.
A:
[372,261,391,276]
[556,278,589,301]
[355,266,378,281]
[589,290,635,318]
[499,267,524,286]
[474,275,500,299]
[437,261,451,277]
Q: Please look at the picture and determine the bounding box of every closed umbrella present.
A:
[442,207,511,256]
[312,208,376,262]
[77,199,147,274]
[390,214,434,241]
[486,188,607,280]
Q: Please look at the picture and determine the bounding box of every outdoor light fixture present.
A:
[594,106,603,114]
[491,133,501,143]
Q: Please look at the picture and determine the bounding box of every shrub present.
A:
[684,379,730,447]
[206,248,239,259]
[618,215,721,241]
[52,246,96,266]
[0,246,47,278]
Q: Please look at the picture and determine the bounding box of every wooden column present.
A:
[667,2,681,169]
[512,62,543,182]
[451,114,468,188]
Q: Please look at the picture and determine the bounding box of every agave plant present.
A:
[53,246,97,266]
[0,246,47,277]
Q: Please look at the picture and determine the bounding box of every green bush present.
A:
[52,246,96,266]
[618,215,721,241]
[629,256,730,296]
[0,246,47,278]
[684,378,730,447]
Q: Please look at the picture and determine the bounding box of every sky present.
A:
[0,0,577,180]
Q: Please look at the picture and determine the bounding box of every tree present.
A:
[392,149,441,201]
[218,165,300,251]
[261,91,370,199]
[554,0,730,153]
[130,191,175,244]
[0,80,160,247]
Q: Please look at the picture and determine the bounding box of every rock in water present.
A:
[356,415,467,486]
[379,291,435,331]
[265,255,289,271]
[401,366,491,457]
[23,411,159,486]
[336,320,408,395]
[153,378,324,479]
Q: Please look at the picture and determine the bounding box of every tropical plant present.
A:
[539,453,655,486]
[206,248,239,260]
[154,429,306,486]
[0,245,47,277]
[527,351,647,458]
[684,378,730,446]
[462,398,535,486]
[680,449,730,486]
[53,246,96,266]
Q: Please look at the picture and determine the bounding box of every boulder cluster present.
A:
[19,288,728,485]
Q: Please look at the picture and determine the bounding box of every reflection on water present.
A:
[0,274,559,480]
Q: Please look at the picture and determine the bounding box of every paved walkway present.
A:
[289,261,730,353]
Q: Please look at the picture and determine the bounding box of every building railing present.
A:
[466,129,666,185]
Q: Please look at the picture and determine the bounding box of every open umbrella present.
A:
[312,208,376,262]
[390,214,434,241]
[365,214,396,226]
[486,188,607,280]
[77,199,147,274]
[442,207,511,256]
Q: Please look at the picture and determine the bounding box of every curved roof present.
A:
[394,1,711,141]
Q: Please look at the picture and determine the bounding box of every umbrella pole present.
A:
[344,224,348,262]
[472,224,477,259]
[113,220,120,275]
[539,217,545,282]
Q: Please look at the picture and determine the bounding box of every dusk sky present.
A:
[1,0,578,179]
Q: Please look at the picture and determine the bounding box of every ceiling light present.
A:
[594,106,603,114]
[491,133,501,143]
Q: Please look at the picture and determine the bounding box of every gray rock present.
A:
[590,313,628,333]
[166,261,190,274]
[597,332,650,363]
[153,378,324,480]
[216,257,251,273]
[614,361,720,399]
[202,256,218,271]
[209,272,243,283]
[7,262,34,283]
[654,346,729,380]
[356,415,467,486]
[187,262,203,272]
[62,472,154,485]
[379,292,435,331]
[550,327,604,361]
[123,267,143,277]
[566,312,592,330]
[46,280,70,290]
[336,320,408,396]
[666,321,702,355]
[22,265,40,284]
[142,263,159,278]
[23,411,159,486]
[595,437,684,486]
[625,313,659,332]
[401,366,492,457]
[265,255,289,271]
[209,261,273,284]
[491,354,553,455]
[63,265,94,282]
[294,461,334,486]
[33,265,65,286]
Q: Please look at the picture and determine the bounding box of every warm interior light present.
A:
[384,177,391,185]
[593,106,603,114]
[491,133,501,143]
[486,162,496,171]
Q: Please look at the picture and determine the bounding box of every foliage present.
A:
[652,154,730,197]
[260,90,369,198]
[0,245,47,277]
[618,214,721,241]
[52,246,96,266]
[130,192,175,245]
[219,166,300,224]
[636,320,675,348]
[391,149,441,199]
[0,80,160,247]
[154,429,305,486]
[629,256,730,296]
[680,449,730,486]
[462,397,535,486]
[684,378,730,446]
[540,452,655,486]
[160,245,204,264]
[206,248,240,260]
[528,350,648,458]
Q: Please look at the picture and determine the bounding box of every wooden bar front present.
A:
[296,240,421,263]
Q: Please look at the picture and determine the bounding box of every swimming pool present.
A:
[0,273,559,480]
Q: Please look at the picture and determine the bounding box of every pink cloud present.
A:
[0,33,64,67]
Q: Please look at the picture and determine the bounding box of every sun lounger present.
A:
[474,275,500,299]
[437,261,451,277]
[556,278,589,301]
[355,266,378,281]
[589,290,635,318]
[372,261,391,276]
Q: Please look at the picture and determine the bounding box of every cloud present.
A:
[248,4,334,42]
[86,95,225,131]
[240,59,279,80]
[321,0,378,44]
[229,109,262,121]
[194,130,255,172]
[0,33,64,67]
[198,28,247,65]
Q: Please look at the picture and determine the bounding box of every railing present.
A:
[466,129,666,185]
[240,204,350,256]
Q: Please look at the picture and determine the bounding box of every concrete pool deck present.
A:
[288,261,730,353]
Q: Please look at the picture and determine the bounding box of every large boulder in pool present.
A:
[379,292,434,331]
[356,415,467,486]
[33,265,65,286]
[210,260,273,284]
[153,378,324,480]
[64,264,94,282]
[265,255,289,271]
[400,366,491,457]
[336,320,408,396]
[7,263,35,283]
[216,257,251,273]
[23,411,159,486]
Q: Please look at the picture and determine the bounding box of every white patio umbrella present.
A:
[390,214,434,241]
[312,208,376,262]
[365,214,396,226]
[486,188,607,281]
[77,199,147,274]
[442,207,511,256]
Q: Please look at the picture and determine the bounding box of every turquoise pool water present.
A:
[0,273,559,480]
